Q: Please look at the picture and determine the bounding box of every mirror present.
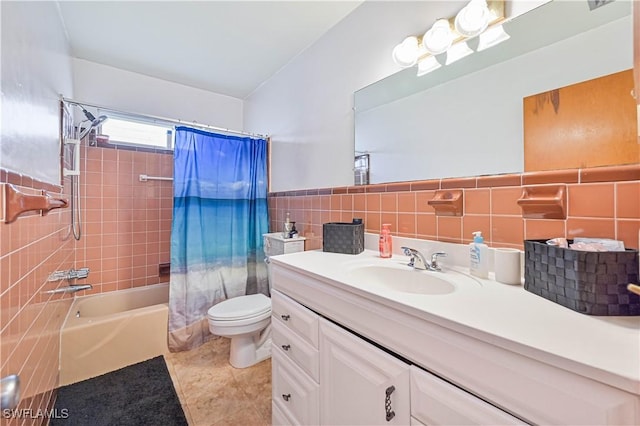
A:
[354,0,632,184]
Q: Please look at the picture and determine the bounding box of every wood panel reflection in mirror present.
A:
[524,69,638,171]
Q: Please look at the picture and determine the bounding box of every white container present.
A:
[494,248,522,285]
[469,231,489,279]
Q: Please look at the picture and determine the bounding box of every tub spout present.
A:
[44,284,92,295]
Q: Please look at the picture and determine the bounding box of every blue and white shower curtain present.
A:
[169,126,269,352]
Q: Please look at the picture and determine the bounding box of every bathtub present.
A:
[59,283,170,386]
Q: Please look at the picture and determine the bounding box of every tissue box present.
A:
[524,240,640,316]
[323,221,364,255]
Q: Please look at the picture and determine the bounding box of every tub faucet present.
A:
[401,247,447,271]
[44,284,92,294]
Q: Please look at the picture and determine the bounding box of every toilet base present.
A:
[228,326,272,368]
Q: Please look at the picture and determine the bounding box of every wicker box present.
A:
[323,221,364,255]
[524,240,640,316]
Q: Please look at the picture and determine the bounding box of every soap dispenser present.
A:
[469,231,489,278]
[379,223,393,258]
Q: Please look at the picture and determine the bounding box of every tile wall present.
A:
[0,173,75,425]
[268,165,640,251]
[75,143,173,294]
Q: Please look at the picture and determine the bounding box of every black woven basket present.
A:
[524,240,640,316]
[322,222,364,255]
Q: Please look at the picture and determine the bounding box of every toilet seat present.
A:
[207,293,271,322]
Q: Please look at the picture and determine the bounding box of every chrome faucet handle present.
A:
[401,247,428,270]
[430,252,448,271]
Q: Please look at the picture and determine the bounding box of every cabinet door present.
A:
[410,365,525,425]
[319,318,410,425]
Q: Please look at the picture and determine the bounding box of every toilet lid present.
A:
[207,294,271,321]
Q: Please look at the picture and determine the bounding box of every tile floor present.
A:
[164,337,272,426]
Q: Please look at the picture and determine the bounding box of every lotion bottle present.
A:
[379,223,392,258]
[469,231,489,278]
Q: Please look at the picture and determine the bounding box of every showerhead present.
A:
[92,115,108,127]
[78,115,108,140]
[68,101,108,140]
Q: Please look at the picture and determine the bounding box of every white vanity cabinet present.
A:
[272,288,524,425]
[270,253,640,425]
[319,318,410,425]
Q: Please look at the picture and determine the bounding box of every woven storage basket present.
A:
[524,240,640,316]
[322,222,364,255]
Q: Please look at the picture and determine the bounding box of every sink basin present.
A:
[346,265,459,295]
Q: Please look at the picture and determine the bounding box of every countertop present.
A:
[269,248,640,396]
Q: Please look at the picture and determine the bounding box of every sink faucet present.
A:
[401,247,447,271]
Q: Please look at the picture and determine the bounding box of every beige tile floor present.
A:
[164,338,272,426]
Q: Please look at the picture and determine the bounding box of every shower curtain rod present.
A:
[61,96,268,139]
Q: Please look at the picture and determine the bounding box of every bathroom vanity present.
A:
[269,244,640,425]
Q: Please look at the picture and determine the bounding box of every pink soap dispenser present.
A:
[379,223,393,258]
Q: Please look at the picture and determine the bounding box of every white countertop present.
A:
[270,248,640,396]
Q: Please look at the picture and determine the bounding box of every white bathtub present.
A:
[59,283,170,386]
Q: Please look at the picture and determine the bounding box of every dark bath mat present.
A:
[51,356,188,426]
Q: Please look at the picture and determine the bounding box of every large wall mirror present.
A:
[354,0,633,184]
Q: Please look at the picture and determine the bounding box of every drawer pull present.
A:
[385,385,395,422]
[281,344,291,351]
[281,314,290,321]
[282,393,291,402]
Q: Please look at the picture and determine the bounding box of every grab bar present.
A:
[44,284,92,294]
[139,174,173,182]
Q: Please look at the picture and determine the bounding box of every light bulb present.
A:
[392,36,420,68]
[454,0,490,37]
[422,19,453,55]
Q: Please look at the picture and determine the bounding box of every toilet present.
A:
[207,293,272,368]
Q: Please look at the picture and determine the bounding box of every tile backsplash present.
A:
[268,165,640,251]
[0,174,74,423]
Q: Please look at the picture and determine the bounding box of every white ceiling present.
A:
[57,1,362,99]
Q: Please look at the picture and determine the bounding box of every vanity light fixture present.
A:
[391,0,506,76]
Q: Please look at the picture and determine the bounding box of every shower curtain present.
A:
[168,126,269,352]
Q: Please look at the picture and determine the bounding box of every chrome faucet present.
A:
[44,284,93,294]
[401,247,447,271]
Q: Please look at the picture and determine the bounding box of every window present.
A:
[99,115,174,149]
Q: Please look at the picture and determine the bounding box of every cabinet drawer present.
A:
[283,240,304,253]
[410,365,525,425]
[272,347,319,425]
[272,319,319,382]
[271,289,319,348]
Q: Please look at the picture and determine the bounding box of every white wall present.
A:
[1,1,74,184]
[72,59,243,131]
[245,1,632,192]
[244,2,440,192]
